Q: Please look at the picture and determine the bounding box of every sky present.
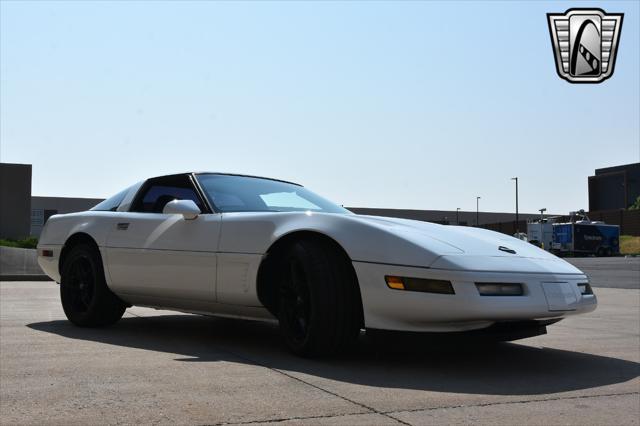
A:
[1,1,638,214]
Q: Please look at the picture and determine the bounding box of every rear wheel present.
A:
[60,243,126,327]
[278,239,362,357]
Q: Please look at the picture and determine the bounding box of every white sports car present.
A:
[37,172,597,356]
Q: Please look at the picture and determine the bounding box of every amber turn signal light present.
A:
[385,276,405,290]
[385,276,454,294]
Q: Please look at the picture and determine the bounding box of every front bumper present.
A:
[36,244,62,282]
[353,261,597,332]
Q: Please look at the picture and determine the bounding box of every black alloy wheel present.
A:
[277,239,363,357]
[279,257,312,344]
[62,255,96,314]
[60,243,126,327]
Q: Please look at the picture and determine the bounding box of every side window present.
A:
[130,175,206,213]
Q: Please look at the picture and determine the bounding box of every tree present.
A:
[630,196,640,210]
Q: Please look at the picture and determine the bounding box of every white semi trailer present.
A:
[527,218,555,250]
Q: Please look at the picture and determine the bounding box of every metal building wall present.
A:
[30,196,104,237]
[0,163,32,239]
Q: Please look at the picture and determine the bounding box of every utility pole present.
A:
[539,208,547,249]
[476,197,481,227]
[456,208,460,225]
[511,177,519,233]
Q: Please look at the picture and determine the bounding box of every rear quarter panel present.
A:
[37,211,120,282]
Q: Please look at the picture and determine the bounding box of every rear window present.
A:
[91,188,129,212]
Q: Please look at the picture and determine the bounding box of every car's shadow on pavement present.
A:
[28,314,640,396]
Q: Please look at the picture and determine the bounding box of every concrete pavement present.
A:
[1,281,638,425]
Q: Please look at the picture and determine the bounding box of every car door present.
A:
[104,174,220,302]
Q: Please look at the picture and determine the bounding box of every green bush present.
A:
[629,196,640,210]
[0,237,38,249]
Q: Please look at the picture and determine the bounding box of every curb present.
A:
[0,275,53,282]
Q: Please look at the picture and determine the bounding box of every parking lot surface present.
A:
[566,257,640,289]
[1,276,639,425]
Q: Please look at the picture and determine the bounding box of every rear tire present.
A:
[277,239,362,357]
[60,243,126,327]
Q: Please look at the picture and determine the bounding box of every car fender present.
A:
[218,212,462,267]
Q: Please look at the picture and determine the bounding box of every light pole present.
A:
[476,197,481,227]
[511,177,519,233]
[456,207,460,225]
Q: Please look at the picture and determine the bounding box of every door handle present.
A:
[116,223,130,230]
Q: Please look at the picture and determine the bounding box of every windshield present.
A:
[196,174,350,214]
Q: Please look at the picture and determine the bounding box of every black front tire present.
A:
[277,239,362,357]
[60,243,126,327]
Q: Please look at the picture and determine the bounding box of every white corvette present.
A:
[37,173,596,356]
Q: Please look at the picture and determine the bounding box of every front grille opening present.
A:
[475,282,524,296]
[578,283,593,295]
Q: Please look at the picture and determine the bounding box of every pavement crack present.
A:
[210,392,640,425]
[127,310,638,426]
[380,391,640,416]
[209,348,411,425]
[210,410,371,425]
[129,314,398,423]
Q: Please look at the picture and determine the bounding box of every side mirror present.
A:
[163,199,201,220]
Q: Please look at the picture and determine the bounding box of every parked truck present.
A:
[551,210,620,256]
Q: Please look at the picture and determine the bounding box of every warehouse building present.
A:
[0,162,545,239]
[3,162,636,239]
[0,163,31,239]
[30,196,104,237]
[589,162,640,211]
[0,163,102,239]
[346,208,543,227]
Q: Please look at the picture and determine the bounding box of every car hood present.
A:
[349,215,583,274]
